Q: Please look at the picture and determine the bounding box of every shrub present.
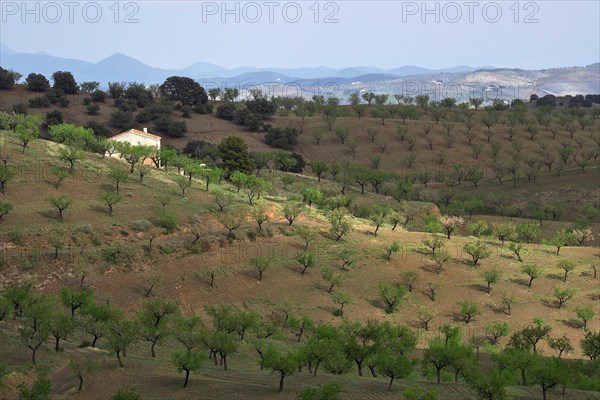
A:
[75,223,93,234]
[158,212,179,233]
[265,127,298,150]
[85,121,113,137]
[90,90,106,102]
[8,229,25,245]
[12,103,27,114]
[130,219,151,232]
[45,110,64,126]
[28,96,51,108]
[216,103,236,120]
[86,104,100,116]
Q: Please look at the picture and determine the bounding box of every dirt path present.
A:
[49,343,109,397]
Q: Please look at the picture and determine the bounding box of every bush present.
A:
[112,387,142,400]
[100,243,133,264]
[58,96,70,108]
[45,110,64,126]
[153,116,187,137]
[158,212,179,233]
[265,127,298,150]
[7,229,25,245]
[12,103,28,114]
[297,382,343,400]
[216,103,236,120]
[44,88,65,104]
[75,223,93,234]
[193,103,213,114]
[114,98,138,112]
[87,104,100,116]
[85,121,113,137]
[110,110,134,130]
[90,90,106,102]
[130,219,151,232]
[28,96,51,108]
[159,244,175,254]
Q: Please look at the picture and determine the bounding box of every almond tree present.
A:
[138,297,178,357]
[439,215,465,239]
[48,195,73,220]
[379,283,407,312]
[575,305,595,329]
[557,260,576,282]
[485,322,510,345]
[251,256,272,282]
[400,271,418,292]
[69,359,96,392]
[263,344,299,392]
[482,268,501,293]
[521,264,542,287]
[458,300,480,324]
[553,287,575,309]
[100,190,122,216]
[172,349,204,388]
[107,318,139,368]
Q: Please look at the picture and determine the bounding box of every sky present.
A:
[1,0,599,70]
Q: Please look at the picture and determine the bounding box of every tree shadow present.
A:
[589,293,600,301]
[546,273,565,281]
[562,319,582,329]
[420,264,443,275]
[90,205,110,215]
[540,299,558,309]
[510,277,530,287]
[485,303,508,316]
[468,283,489,293]
[37,210,60,220]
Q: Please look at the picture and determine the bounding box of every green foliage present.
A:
[130,219,152,232]
[18,374,51,400]
[160,76,207,106]
[48,195,73,220]
[265,127,299,150]
[100,190,122,216]
[457,300,480,324]
[553,286,575,309]
[0,201,14,220]
[218,136,254,174]
[379,283,407,312]
[481,267,501,293]
[465,366,512,400]
[492,222,517,244]
[463,241,491,267]
[402,384,440,400]
[158,212,179,233]
[297,382,343,400]
[521,264,542,287]
[112,387,142,400]
[557,259,576,282]
[575,305,595,329]
[580,331,600,360]
[52,71,78,94]
[384,241,401,261]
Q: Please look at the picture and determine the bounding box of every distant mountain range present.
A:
[0,43,493,84]
[1,44,598,100]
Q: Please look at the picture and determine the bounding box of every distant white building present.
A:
[107,128,161,167]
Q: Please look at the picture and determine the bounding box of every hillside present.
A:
[0,120,598,399]
[0,82,599,399]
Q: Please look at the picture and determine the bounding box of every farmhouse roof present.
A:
[109,129,161,141]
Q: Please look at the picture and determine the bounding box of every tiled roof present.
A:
[109,129,161,141]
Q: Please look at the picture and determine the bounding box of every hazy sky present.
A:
[1,1,599,69]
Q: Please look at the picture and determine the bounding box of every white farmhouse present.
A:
[107,128,161,167]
